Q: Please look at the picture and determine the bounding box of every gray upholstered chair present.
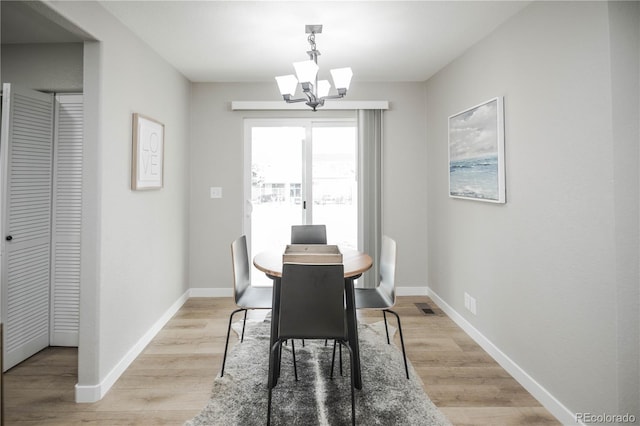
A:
[221,235,273,377]
[354,235,409,379]
[267,263,355,426]
[290,224,327,244]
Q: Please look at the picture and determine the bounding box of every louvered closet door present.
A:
[50,94,83,347]
[1,84,54,371]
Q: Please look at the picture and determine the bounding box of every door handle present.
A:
[5,235,13,241]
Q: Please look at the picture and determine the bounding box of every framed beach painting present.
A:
[132,113,164,190]
[448,97,505,203]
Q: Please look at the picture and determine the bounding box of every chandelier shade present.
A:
[330,67,353,93]
[293,60,319,85]
[317,80,331,98]
[275,75,298,97]
[275,24,352,111]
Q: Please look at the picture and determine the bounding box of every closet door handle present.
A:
[5,235,13,241]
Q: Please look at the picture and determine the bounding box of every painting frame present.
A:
[132,113,164,190]
[448,97,505,203]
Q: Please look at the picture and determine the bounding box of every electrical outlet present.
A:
[464,292,477,315]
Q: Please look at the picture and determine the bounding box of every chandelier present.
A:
[275,25,353,111]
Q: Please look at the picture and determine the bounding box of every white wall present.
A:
[425,1,639,421]
[1,43,83,92]
[189,82,428,292]
[45,1,191,400]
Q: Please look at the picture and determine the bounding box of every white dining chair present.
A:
[354,235,409,379]
[220,235,273,377]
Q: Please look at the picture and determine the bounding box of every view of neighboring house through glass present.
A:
[246,120,357,286]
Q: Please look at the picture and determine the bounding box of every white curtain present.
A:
[357,109,383,288]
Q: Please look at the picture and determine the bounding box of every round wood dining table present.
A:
[253,248,372,279]
[253,247,373,390]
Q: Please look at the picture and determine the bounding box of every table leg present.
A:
[268,276,281,388]
[344,277,362,390]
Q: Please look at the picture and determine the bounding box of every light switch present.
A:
[210,187,222,199]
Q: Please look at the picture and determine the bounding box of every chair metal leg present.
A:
[240,309,248,342]
[330,340,344,376]
[331,340,337,378]
[267,340,282,426]
[292,340,298,381]
[338,341,356,426]
[349,344,356,426]
[267,384,273,426]
[278,341,283,380]
[331,341,356,424]
[382,310,391,344]
[384,309,409,379]
[221,308,247,377]
[282,340,299,379]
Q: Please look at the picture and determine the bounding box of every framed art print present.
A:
[448,97,505,203]
[132,113,164,190]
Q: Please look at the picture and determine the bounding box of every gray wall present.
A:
[608,1,640,417]
[46,1,191,397]
[1,43,83,92]
[425,0,639,419]
[9,0,639,418]
[189,82,428,292]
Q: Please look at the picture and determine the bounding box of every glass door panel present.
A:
[311,126,358,250]
[246,120,357,286]
[250,126,304,285]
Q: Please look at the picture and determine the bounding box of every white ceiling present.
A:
[97,1,530,83]
[2,1,531,83]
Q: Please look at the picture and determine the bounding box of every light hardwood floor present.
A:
[4,296,560,425]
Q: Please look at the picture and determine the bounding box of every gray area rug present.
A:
[186,319,451,426]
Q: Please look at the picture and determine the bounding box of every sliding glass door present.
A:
[244,119,357,285]
[310,125,358,248]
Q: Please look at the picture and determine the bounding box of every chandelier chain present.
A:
[307,32,317,52]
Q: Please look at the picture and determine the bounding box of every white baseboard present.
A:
[189,287,232,298]
[75,290,191,403]
[190,287,427,298]
[396,285,429,296]
[426,288,580,426]
[74,382,101,404]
